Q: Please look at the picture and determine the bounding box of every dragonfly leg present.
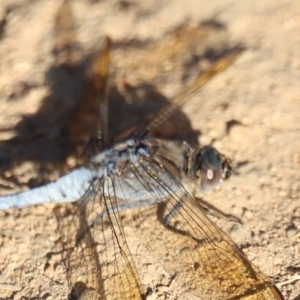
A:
[195,197,242,224]
[162,195,242,230]
[162,197,185,227]
[159,196,208,243]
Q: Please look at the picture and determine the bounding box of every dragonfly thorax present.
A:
[89,136,231,196]
[89,137,152,178]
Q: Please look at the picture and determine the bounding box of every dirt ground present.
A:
[0,0,299,299]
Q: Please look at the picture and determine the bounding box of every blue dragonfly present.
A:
[0,2,284,299]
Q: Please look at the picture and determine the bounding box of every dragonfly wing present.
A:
[55,177,144,300]
[92,37,111,149]
[67,37,111,150]
[102,156,283,300]
[54,0,78,65]
[64,152,284,299]
[134,47,244,138]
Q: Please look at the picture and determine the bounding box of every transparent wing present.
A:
[133,48,244,138]
[53,0,77,66]
[67,36,111,150]
[79,154,282,300]
[55,179,144,300]
[55,144,283,300]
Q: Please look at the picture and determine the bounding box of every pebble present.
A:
[13,61,32,72]
[18,243,28,254]
[11,254,19,262]
[34,205,48,215]
[243,208,253,219]
[147,264,157,273]
[228,124,249,144]
[229,124,265,145]
[276,179,289,190]
[199,134,212,145]
[286,224,298,238]
[278,190,288,197]
[236,161,254,173]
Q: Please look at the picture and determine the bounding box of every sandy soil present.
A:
[0,0,299,299]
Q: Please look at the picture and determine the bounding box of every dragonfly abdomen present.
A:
[0,168,94,209]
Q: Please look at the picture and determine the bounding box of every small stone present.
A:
[236,161,254,174]
[228,124,249,143]
[278,190,288,197]
[13,61,32,72]
[11,253,19,261]
[18,243,28,254]
[286,223,298,238]
[34,205,47,215]
[199,134,212,145]
[243,208,253,220]
[276,179,289,190]
[147,264,156,273]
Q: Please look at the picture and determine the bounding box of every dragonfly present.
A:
[0,2,284,299]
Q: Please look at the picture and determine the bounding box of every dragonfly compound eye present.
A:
[194,146,225,192]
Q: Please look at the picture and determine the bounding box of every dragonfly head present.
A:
[193,146,231,193]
